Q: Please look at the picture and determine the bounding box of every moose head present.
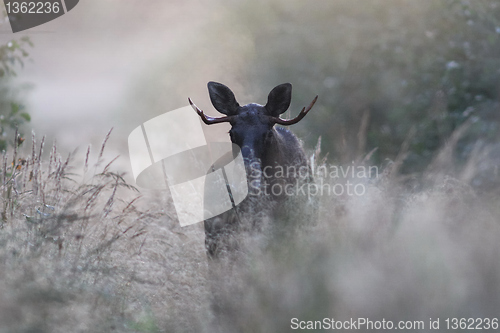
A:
[189,82,317,194]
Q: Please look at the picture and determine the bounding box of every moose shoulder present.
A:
[189,82,318,259]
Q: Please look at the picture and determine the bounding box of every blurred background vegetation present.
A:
[229,0,500,170]
[1,0,498,189]
[0,36,32,151]
[120,0,500,192]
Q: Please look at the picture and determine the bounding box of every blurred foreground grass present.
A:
[0,127,498,332]
[0,131,209,333]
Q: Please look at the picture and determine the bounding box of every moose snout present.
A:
[240,145,255,159]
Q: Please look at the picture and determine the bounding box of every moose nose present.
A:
[240,145,253,159]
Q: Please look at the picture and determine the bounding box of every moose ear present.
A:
[265,83,292,116]
[207,81,240,116]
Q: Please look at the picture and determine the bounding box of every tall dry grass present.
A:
[0,125,499,333]
[0,130,210,333]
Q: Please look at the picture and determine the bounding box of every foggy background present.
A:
[3,0,500,186]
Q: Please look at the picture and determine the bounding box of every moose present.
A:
[189,82,318,259]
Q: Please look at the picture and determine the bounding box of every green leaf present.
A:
[10,103,19,115]
[20,113,31,122]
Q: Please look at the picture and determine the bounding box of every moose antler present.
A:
[188,98,235,125]
[271,95,318,126]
